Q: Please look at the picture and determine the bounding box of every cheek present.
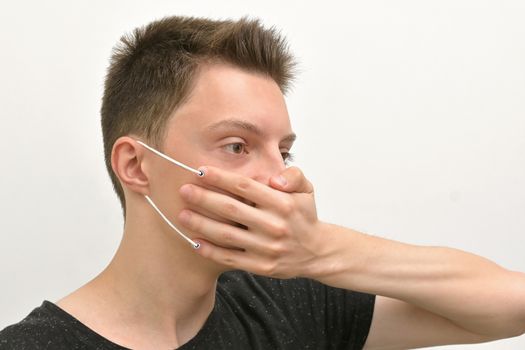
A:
[148,171,195,224]
[149,162,192,199]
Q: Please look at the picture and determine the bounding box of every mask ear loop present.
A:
[135,139,203,249]
[144,195,200,249]
[136,141,204,177]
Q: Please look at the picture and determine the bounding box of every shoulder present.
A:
[217,270,376,348]
[218,270,375,309]
[0,301,60,349]
[0,301,101,350]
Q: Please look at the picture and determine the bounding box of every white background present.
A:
[0,1,524,349]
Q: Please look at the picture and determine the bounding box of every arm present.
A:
[178,165,525,348]
[313,223,525,348]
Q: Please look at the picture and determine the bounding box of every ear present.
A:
[111,136,150,196]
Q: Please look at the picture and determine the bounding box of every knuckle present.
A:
[262,261,278,276]
[291,166,303,177]
[223,253,237,268]
[283,166,314,193]
[235,179,251,193]
[267,221,289,238]
[279,198,295,216]
[287,166,303,180]
[268,242,288,257]
[222,202,239,217]
[221,230,234,244]
[307,180,314,193]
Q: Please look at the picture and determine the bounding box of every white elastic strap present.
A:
[144,195,200,249]
[136,140,204,177]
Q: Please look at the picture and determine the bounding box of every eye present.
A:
[281,151,295,165]
[224,142,248,155]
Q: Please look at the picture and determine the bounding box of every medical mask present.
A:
[136,140,203,249]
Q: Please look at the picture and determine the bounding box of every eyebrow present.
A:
[206,118,297,143]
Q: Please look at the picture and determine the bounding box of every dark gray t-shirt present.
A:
[0,271,375,349]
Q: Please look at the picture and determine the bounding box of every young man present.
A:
[1,15,524,350]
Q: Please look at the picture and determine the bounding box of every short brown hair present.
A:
[100,16,296,217]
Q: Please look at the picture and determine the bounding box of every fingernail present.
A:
[275,175,287,187]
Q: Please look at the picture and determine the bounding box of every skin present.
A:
[56,62,525,349]
[179,165,525,348]
[56,62,297,349]
[174,87,525,347]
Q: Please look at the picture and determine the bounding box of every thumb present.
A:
[270,166,314,194]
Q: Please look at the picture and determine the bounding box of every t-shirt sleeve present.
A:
[251,274,376,350]
[321,281,376,349]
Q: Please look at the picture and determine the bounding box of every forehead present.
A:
[166,63,292,137]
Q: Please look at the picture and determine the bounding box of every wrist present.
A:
[302,222,358,283]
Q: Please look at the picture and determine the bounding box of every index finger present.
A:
[197,166,286,208]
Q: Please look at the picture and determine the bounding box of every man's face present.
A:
[146,63,295,239]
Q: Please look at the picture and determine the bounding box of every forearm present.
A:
[308,222,525,338]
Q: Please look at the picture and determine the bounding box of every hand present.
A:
[178,166,328,278]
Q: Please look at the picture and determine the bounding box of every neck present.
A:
[59,201,224,348]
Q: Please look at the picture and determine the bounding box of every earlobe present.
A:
[111,137,150,195]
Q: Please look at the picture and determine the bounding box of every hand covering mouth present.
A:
[198,184,255,229]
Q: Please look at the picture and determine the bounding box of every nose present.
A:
[246,148,286,186]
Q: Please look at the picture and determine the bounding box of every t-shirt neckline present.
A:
[41,297,220,349]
